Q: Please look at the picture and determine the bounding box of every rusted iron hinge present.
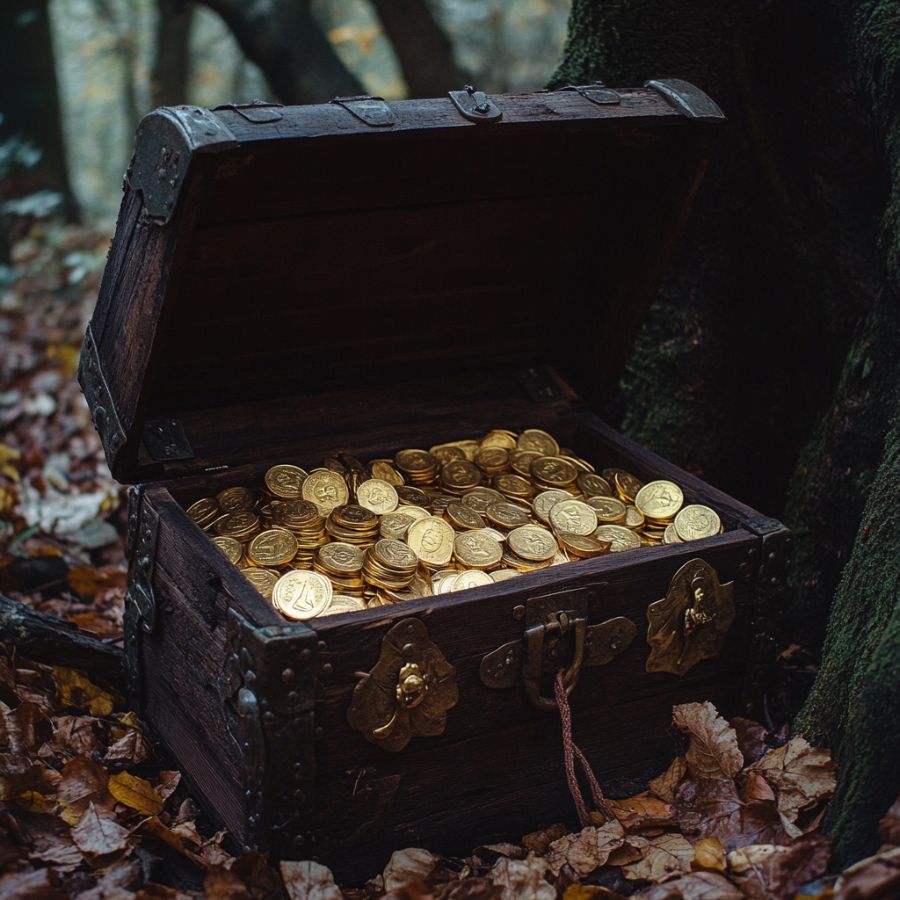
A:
[78,324,128,465]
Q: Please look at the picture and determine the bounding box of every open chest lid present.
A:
[79,80,724,484]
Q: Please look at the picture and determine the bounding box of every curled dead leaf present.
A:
[522,823,569,855]
[280,860,342,900]
[108,771,164,815]
[621,833,695,883]
[489,856,555,900]
[606,794,676,832]
[691,837,726,873]
[71,801,130,857]
[833,844,900,899]
[648,756,687,803]
[673,702,743,781]
[546,821,626,877]
[636,870,744,899]
[728,836,831,900]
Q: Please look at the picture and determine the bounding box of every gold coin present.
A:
[445,501,485,530]
[490,569,520,582]
[577,473,613,497]
[562,454,595,474]
[674,504,721,541]
[272,570,333,620]
[248,529,298,566]
[240,567,279,599]
[594,525,641,552]
[440,459,482,490]
[624,506,645,530]
[517,428,560,456]
[320,595,367,616]
[406,516,455,566]
[380,512,415,539]
[453,530,503,569]
[485,500,531,529]
[356,478,399,515]
[585,495,627,523]
[214,510,260,538]
[475,447,510,471]
[301,470,349,514]
[610,470,643,503]
[187,497,219,526]
[634,480,684,521]
[369,459,404,486]
[461,486,504,513]
[212,535,243,565]
[493,473,534,498]
[480,429,518,450]
[470,526,506,543]
[549,499,598,536]
[429,443,467,464]
[396,505,430,522]
[531,456,578,487]
[557,532,611,558]
[532,489,570,523]
[318,542,365,573]
[216,486,256,512]
[663,523,682,544]
[396,485,430,506]
[507,525,558,562]
[373,538,418,570]
[394,448,437,474]
[451,569,494,591]
[264,465,308,499]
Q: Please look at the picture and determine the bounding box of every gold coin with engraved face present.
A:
[507,525,558,562]
[407,516,455,566]
[216,486,256,512]
[440,459,482,491]
[395,448,437,474]
[531,456,578,487]
[493,473,534,498]
[453,530,503,569]
[445,501,485,531]
[577,473,613,498]
[380,512,415,539]
[480,429,518,450]
[301,470,349,514]
[214,510,260,538]
[674,504,721,541]
[248,529,298,566]
[356,478,399,515]
[429,443,467,464]
[272,570,333,619]
[517,428,560,456]
[549,499,598,536]
[320,594,366,616]
[187,497,219,527]
[557,532,611,558]
[594,525,641,552]
[461,486,504,513]
[624,506,645,530]
[369,460,404,486]
[264,465,308,499]
[586,495,627,523]
[318,542,365,574]
[240,567,279,600]
[635,480,684,521]
[373,538,418,570]
[610,470,643,504]
[485,500,531,529]
[532,489,570,523]
[663,523,683,544]
[212,535,243,565]
[450,569,494,591]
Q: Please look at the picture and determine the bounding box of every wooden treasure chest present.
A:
[78,81,791,882]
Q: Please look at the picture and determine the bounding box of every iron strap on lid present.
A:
[331,95,397,127]
[448,85,502,123]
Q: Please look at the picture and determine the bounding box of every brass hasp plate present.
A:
[480,585,636,711]
[347,618,458,752]
[646,558,735,676]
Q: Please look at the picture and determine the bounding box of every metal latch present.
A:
[142,418,195,463]
[557,82,621,106]
[331,95,396,127]
[449,85,502,124]
[213,99,284,123]
[480,587,636,712]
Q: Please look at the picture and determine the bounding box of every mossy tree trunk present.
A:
[553,0,900,864]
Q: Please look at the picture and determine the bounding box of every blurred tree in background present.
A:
[0,0,569,224]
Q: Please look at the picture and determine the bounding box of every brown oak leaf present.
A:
[727,836,831,900]
[71,801,130,857]
[648,756,687,803]
[488,856,556,900]
[673,702,743,781]
[52,715,104,755]
[606,794,676,832]
[833,844,900,899]
[621,833,695,882]
[384,848,438,892]
[280,860,342,900]
[748,737,836,837]
[522,823,569,855]
[546,821,626,876]
[57,756,108,808]
[731,717,775,764]
[635,871,744,899]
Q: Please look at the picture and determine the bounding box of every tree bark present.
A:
[194,0,362,104]
[554,0,900,862]
[368,0,465,98]
[152,0,194,108]
[0,0,80,223]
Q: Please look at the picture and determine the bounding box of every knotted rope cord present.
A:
[554,669,613,826]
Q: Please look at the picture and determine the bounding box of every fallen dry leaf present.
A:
[546,821,626,876]
[52,715,104,755]
[880,797,900,846]
[748,736,836,837]
[648,756,687,803]
[104,723,151,765]
[522,823,569,855]
[280,860,342,900]
[673,702,743,781]
[727,836,831,900]
[691,837,726,873]
[203,864,251,899]
[636,870,744,899]
[606,794,676,832]
[52,666,114,716]
[57,756,108,808]
[0,866,58,898]
[731,717,774,764]
[71,801,131,857]
[833,844,900,899]
[488,856,555,900]
[108,770,164,815]
[621,832,695,882]
[383,848,438,892]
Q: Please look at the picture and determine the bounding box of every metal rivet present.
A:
[301,648,311,661]
[282,667,295,683]
[513,605,525,620]
[315,726,324,739]
[287,690,298,703]
[263,711,275,722]
[320,663,333,677]
[317,641,327,652]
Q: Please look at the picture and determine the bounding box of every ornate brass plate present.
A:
[646,558,735,676]
[347,618,458,752]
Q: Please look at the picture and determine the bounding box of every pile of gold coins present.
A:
[184,428,723,621]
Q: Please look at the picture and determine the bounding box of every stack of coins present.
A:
[183,427,724,621]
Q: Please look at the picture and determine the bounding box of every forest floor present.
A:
[1,224,899,898]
